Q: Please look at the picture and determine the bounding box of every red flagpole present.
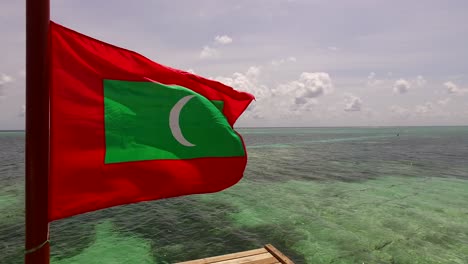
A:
[25,0,50,263]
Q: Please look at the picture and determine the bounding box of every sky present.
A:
[1,0,468,129]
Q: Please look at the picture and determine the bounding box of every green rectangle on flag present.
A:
[103,80,245,164]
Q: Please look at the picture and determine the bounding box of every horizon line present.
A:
[2,124,468,132]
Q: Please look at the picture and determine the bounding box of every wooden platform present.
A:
[177,244,294,264]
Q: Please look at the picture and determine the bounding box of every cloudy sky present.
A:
[1,0,467,129]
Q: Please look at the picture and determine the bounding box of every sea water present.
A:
[1,127,467,263]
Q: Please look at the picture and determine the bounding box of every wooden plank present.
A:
[177,248,267,264]
[264,244,294,264]
[241,257,279,264]
[177,244,294,264]
[214,253,275,264]
[177,259,206,264]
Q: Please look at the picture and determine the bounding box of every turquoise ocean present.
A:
[1,127,468,263]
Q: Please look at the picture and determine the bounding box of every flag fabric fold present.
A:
[49,21,254,221]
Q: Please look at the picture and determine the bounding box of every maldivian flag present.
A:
[49,22,254,221]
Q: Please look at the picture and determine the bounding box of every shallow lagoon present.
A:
[1,127,467,263]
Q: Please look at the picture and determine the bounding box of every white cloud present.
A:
[246,66,260,78]
[215,69,333,121]
[390,105,410,118]
[20,104,25,117]
[199,46,219,59]
[271,56,297,66]
[415,75,426,87]
[214,66,272,120]
[1,73,14,84]
[444,81,457,93]
[437,98,451,106]
[344,94,362,112]
[393,79,411,94]
[0,73,14,98]
[443,81,468,95]
[271,60,282,66]
[367,72,384,86]
[214,66,269,99]
[281,72,333,103]
[327,46,339,51]
[200,35,233,60]
[370,75,423,91]
[415,102,433,114]
[214,35,233,45]
[272,72,333,116]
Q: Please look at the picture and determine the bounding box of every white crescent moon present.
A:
[169,95,196,147]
